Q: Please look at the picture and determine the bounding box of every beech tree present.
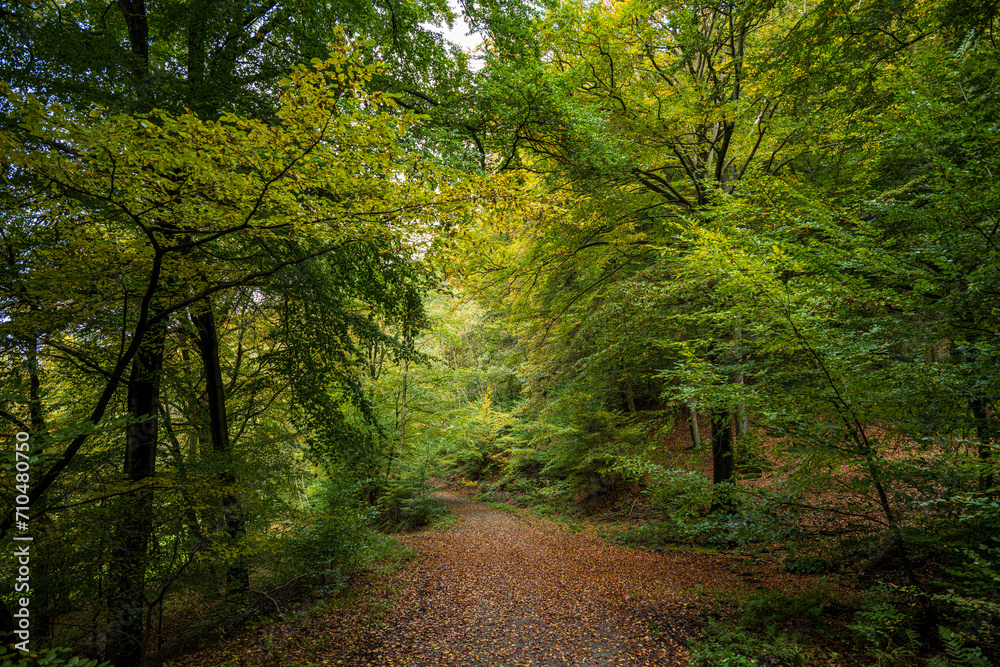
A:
[0,44,471,662]
[459,0,813,489]
[1,0,490,660]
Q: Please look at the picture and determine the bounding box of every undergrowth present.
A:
[686,583,850,667]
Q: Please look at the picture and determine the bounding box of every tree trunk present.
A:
[863,453,922,589]
[191,302,248,598]
[0,602,12,645]
[736,401,749,438]
[106,3,156,661]
[106,325,165,667]
[970,398,995,493]
[687,403,702,449]
[711,409,735,512]
[398,354,409,475]
[26,334,46,439]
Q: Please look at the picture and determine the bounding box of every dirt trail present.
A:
[170,493,851,667]
[348,493,695,666]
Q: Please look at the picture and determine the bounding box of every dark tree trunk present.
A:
[107,2,156,661]
[117,0,152,108]
[0,601,13,644]
[26,335,46,438]
[711,409,735,512]
[191,302,248,598]
[971,398,995,493]
[106,325,165,667]
[711,410,735,485]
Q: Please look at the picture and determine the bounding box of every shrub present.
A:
[266,473,374,586]
[686,618,812,666]
[0,646,108,667]
[377,472,446,532]
[605,521,676,550]
[648,469,713,538]
[738,583,833,632]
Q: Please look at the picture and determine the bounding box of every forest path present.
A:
[346,492,695,666]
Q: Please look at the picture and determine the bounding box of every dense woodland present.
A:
[1,0,999,665]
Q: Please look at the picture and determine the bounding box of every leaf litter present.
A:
[170,492,848,667]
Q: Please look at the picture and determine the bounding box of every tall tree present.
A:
[2,0,492,660]
[0,46,469,661]
[463,0,805,483]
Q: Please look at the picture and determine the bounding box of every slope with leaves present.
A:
[169,492,869,667]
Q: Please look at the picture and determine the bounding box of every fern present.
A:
[934,627,991,667]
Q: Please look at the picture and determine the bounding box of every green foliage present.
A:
[739,584,833,632]
[784,555,832,576]
[850,585,995,666]
[481,501,519,514]
[686,618,814,667]
[686,584,844,667]
[0,42,467,656]
[850,585,920,657]
[0,0,511,661]
[377,472,447,532]
[271,474,375,583]
[605,521,677,551]
[416,2,1000,664]
[648,469,714,538]
[930,627,993,667]
[0,647,108,667]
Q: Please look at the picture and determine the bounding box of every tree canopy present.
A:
[3,0,1000,664]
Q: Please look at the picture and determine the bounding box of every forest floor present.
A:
[170,491,860,667]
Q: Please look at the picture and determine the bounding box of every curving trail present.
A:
[347,493,694,666]
[169,491,847,667]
